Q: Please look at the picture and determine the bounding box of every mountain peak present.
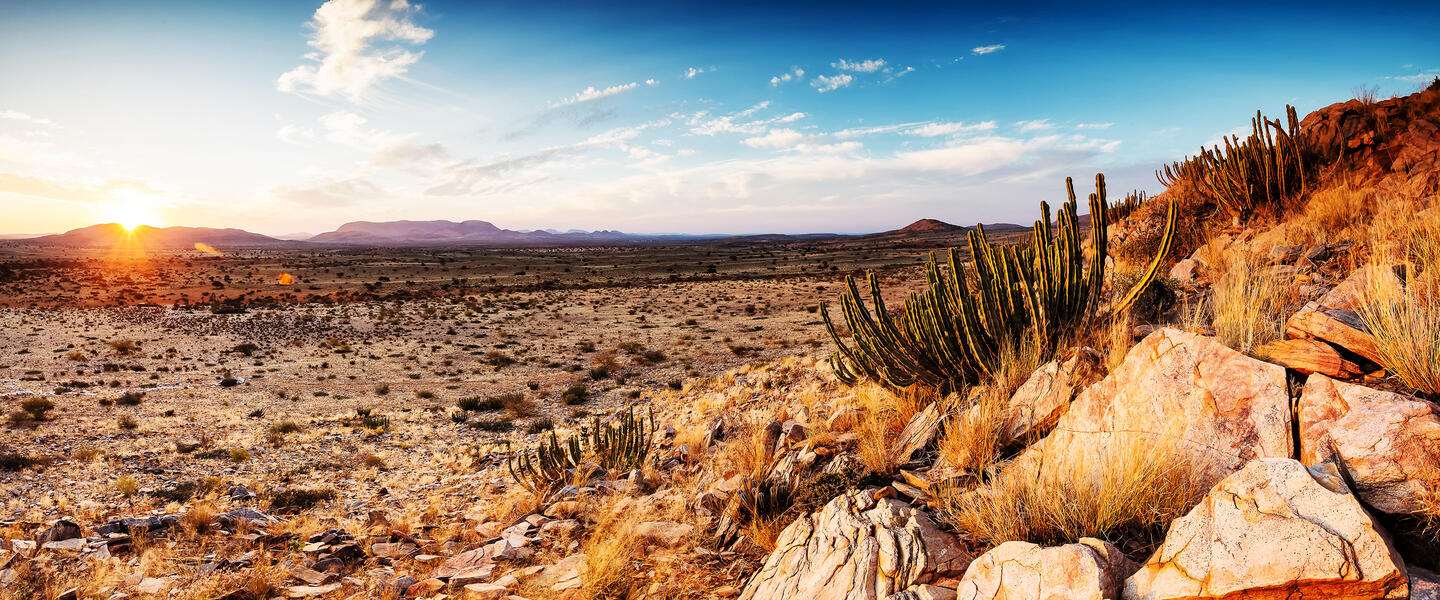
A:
[895,218,964,234]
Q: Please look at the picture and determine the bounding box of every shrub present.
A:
[374,383,391,396]
[561,383,588,405]
[526,418,555,434]
[270,420,303,435]
[113,476,140,498]
[471,418,514,432]
[21,397,53,421]
[228,448,251,462]
[1358,220,1440,395]
[0,453,36,471]
[118,415,138,430]
[415,390,435,400]
[268,488,336,513]
[116,391,144,406]
[109,339,138,355]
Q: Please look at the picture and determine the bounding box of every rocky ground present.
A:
[3,86,1440,600]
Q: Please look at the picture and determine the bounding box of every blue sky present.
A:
[1,0,1437,235]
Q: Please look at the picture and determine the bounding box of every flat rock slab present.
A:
[1123,458,1409,600]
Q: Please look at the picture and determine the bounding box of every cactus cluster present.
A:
[1157,106,1311,217]
[1107,190,1147,225]
[507,406,656,496]
[822,173,1178,392]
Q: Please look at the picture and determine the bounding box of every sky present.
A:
[1,0,1437,236]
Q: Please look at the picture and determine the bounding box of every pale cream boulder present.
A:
[1298,373,1440,514]
[999,347,1105,445]
[956,538,1134,600]
[739,489,971,600]
[1124,458,1408,600]
[1019,328,1292,489]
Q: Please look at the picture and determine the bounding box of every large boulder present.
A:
[956,538,1134,600]
[1000,347,1106,445]
[739,489,971,600]
[1298,374,1440,514]
[1124,458,1409,600]
[1019,328,1292,489]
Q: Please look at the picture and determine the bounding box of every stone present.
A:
[463,583,509,600]
[545,501,581,519]
[529,553,585,591]
[1167,258,1206,285]
[1123,458,1408,600]
[36,518,83,545]
[1285,308,1384,364]
[890,402,942,467]
[1257,338,1363,378]
[134,578,168,594]
[956,539,1133,600]
[285,562,334,586]
[450,564,497,586]
[287,583,342,598]
[10,539,36,556]
[405,578,445,597]
[999,347,1105,444]
[887,584,957,600]
[739,489,971,600]
[1411,566,1440,600]
[372,542,419,559]
[432,547,492,580]
[41,538,85,552]
[539,519,579,537]
[1268,245,1303,264]
[635,521,694,548]
[1298,374,1440,514]
[1019,328,1292,490]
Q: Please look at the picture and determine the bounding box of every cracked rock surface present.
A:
[739,489,971,600]
[1123,458,1408,600]
[956,538,1135,600]
[1298,373,1440,515]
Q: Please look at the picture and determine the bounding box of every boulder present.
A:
[956,538,1134,600]
[1412,566,1440,600]
[1168,258,1206,285]
[890,403,942,467]
[739,489,971,600]
[1284,266,1402,364]
[1256,338,1362,378]
[634,521,694,548]
[999,347,1105,445]
[1298,374,1440,514]
[1123,458,1409,600]
[1019,328,1292,490]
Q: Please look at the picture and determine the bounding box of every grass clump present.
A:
[561,383,588,405]
[1358,218,1440,396]
[268,487,336,513]
[20,397,54,421]
[1211,246,1299,355]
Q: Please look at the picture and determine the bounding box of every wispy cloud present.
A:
[276,0,435,102]
[549,80,656,107]
[684,66,715,79]
[1075,122,1114,130]
[971,44,1006,55]
[812,74,854,93]
[0,110,56,127]
[1388,68,1440,84]
[832,58,886,73]
[769,67,805,86]
[743,128,806,149]
[1015,119,1052,133]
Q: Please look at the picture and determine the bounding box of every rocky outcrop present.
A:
[1298,374,1440,514]
[1018,328,1292,489]
[1124,458,1409,600]
[1300,84,1440,199]
[739,489,971,600]
[1000,347,1105,445]
[957,538,1134,600]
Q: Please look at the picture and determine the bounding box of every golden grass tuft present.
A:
[1211,245,1301,355]
[943,418,1204,551]
[855,383,931,476]
[1358,218,1440,396]
[936,343,1039,477]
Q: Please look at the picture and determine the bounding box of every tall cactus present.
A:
[1157,105,1312,217]
[822,173,1176,392]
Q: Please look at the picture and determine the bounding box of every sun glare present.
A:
[102,194,164,232]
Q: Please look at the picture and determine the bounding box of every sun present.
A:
[102,193,164,231]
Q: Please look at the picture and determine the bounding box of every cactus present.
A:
[822,173,1177,392]
[506,406,656,496]
[1157,105,1311,217]
[1107,190,1147,225]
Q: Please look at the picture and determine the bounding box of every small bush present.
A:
[470,418,514,432]
[21,397,54,421]
[109,339,138,355]
[0,453,37,471]
[114,476,140,498]
[526,418,555,434]
[415,390,435,400]
[374,383,391,396]
[118,415,138,430]
[268,488,336,513]
[561,383,588,405]
[116,391,144,406]
[228,448,251,462]
[270,420,303,435]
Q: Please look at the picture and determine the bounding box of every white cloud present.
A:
[812,74,854,93]
[770,67,805,86]
[911,121,997,137]
[1389,69,1440,83]
[276,0,434,102]
[275,123,316,145]
[549,81,641,107]
[644,78,659,85]
[687,102,801,136]
[1076,122,1114,130]
[743,128,806,149]
[832,58,886,73]
[684,66,714,79]
[971,44,1006,55]
[0,110,56,127]
[1015,119,1052,133]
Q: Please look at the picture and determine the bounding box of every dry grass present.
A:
[1358,218,1440,396]
[943,418,1204,551]
[1211,245,1300,354]
[936,343,1040,477]
[855,383,931,475]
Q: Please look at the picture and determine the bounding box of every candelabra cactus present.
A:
[822,173,1177,392]
[507,406,656,496]
[1157,105,1311,217]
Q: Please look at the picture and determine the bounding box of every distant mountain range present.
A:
[5,217,1010,249]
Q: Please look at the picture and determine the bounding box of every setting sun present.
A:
[102,194,164,231]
